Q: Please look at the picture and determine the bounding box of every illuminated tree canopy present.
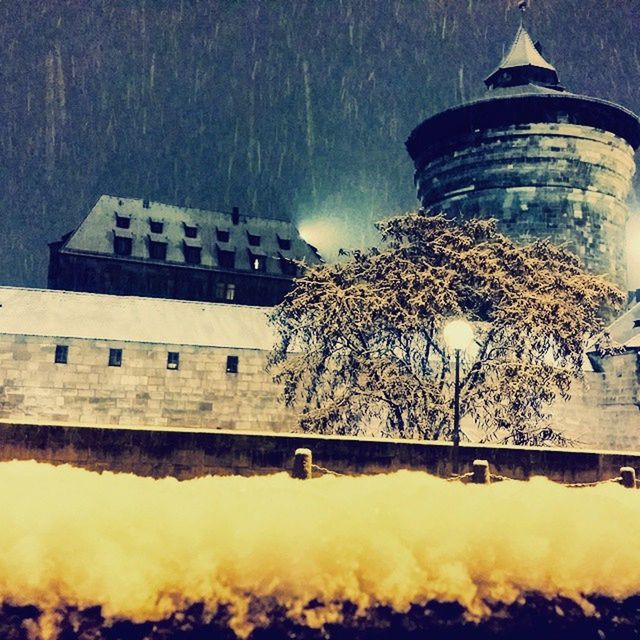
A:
[269,213,622,445]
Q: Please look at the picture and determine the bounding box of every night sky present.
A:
[2,0,640,288]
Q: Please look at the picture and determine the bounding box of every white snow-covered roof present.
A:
[0,287,277,350]
[604,301,640,349]
[60,195,320,275]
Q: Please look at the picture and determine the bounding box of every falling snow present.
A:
[1,1,640,285]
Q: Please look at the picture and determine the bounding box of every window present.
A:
[184,245,201,265]
[167,352,179,370]
[277,235,291,251]
[149,219,163,234]
[108,348,122,367]
[250,253,266,272]
[149,239,167,260]
[215,282,236,301]
[226,355,239,373]
[216,228,230,242]
[247,232,261,247]
[217,247,235,269]
[280,255,297,276]
[114,235,132,256]
[143,199,150,209]
[115,213,130,229]
[54,345,68,364]
[184,223,198,238]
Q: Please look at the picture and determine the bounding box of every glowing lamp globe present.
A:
[443,319,474,351]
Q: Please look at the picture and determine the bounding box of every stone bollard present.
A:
[292,448,313,480]
[619,467,636,489]
[472,459,491,484]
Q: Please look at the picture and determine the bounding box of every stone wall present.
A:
[551,353,640,450]
[0,334,296,432]
[1,421,640,483]
[415,123,636,287]
[48,251,295,306]
[0,332,638,449]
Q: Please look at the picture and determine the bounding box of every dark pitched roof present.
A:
[60,195,321,276]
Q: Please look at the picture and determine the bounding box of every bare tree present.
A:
[269,213,622,445]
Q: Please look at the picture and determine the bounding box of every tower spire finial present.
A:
[484,0,562,91]
[518,0,528,24]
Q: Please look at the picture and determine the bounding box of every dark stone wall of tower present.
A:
[414,122,636,288]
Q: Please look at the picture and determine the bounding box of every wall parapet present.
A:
[1,420,640,483]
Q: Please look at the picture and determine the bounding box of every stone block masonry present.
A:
[0,332,638,449]
[0,334,296,432]
[1,421,640,484]
[550,357,640,451]
[415,123,636,287]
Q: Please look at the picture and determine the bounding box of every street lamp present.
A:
[443,319,474,472]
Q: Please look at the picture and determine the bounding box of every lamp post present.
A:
[443,319,474,473]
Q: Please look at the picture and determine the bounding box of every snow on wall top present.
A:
[0,287,277,350]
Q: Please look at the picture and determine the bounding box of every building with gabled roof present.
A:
[0,286,296,431]
[48,195,321,306]
[0,284,636,448]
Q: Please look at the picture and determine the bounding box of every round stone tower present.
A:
[406,22,640,288]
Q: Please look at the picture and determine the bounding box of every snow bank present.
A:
[0,461,638,637]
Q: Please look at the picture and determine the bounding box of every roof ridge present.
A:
[0,285,274,312]
[101,194,294,225]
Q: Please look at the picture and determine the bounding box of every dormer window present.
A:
[115,213,130,229]
[113,231,133,256]
[149,219,163,234]
[183,242,201,265]
[277,235,291,251]
[216,227,230,243]
[247,232,261,247]
[280,255,297,276]
[148,238,167,260]
[184,223,198,239]
[217,246,235,269]
[249,250,266,272]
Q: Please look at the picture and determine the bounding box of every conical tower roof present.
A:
[484,24,560,90]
